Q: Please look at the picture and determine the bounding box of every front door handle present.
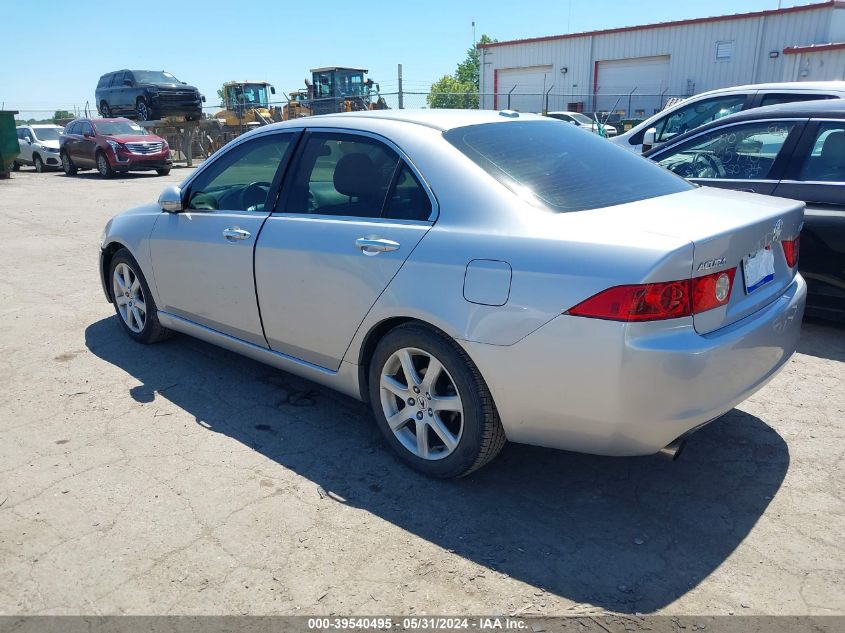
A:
[355,237,400,255]
[223,227,251,241]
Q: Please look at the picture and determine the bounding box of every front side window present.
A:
[656,121,796,180]
[283,133,401,218]
[187,134,293,212]
[445,120,691,213]
[79,122,94,136]
[655,95,746,143]
[799,123,845,182]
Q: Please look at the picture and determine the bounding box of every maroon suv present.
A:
[60,117,172,178]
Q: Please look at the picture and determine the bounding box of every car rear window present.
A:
[443,120,692,212]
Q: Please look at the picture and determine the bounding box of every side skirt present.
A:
[157,311,364,401]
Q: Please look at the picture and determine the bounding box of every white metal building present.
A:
[478,1,845,115]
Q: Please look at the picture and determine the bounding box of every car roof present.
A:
[644,98,845,155]
[293,108,548,132]
[687,81,845,96]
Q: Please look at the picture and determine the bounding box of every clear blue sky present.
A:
[3,0,812,118]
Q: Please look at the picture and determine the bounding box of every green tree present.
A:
[428,34,496,109]
[428,75,478,109]
[53,110,73,122]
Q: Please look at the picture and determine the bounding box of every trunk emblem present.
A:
[697,257,726,272]
[772,219,783,241]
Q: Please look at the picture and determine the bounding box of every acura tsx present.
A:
[98,109,806,477]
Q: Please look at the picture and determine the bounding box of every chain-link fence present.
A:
[10,90,689,163]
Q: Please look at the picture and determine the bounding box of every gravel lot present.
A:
[0,168,843,616]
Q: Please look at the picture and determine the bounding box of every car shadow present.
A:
[85,316,788,613]
[798,318,845,363]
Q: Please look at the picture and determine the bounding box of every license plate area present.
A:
[742,246,775,294]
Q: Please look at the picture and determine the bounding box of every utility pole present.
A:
[397,63,404,109]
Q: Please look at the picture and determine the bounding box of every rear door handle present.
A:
[355,237,400,254]
[223,227,251,241]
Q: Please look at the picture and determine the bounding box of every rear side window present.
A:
[444,120,691,213]
[799,123,845,182]
[283,133,400,218]
[97,75,111,89]
[759,93,834,108]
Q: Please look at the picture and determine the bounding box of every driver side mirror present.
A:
[159,185,184,213]
[642,128,657,153]
[123,79,133,86]
[270,86,276,95]
[83,132,94,139]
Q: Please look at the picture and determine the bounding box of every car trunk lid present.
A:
[583,186,804,333]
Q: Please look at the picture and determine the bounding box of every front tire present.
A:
[33,155,44,173]
[136,99,150,121]
[368,324,506,478]
[96,151,115,178]
[156,168,171,176]
[61,152,77,175]
[11,160,19,171]
[99,101,110,117]
[109,248,173,344]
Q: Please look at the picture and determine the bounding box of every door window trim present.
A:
[650,117,807,182]
[180,128,304,214]
[270,127,439,223]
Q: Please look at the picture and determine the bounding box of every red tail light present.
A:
[566,268,737,322]
[782,236,800,268]
[692,268,736,313]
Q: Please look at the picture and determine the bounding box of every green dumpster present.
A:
[0,110,20,178]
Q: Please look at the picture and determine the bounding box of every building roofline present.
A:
[478,1,845,50]
[784,41,845,54]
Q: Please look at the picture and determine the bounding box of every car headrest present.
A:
[334,153,384,198]
[821,131,845,163]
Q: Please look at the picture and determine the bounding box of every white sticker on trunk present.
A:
[742,247,775,294]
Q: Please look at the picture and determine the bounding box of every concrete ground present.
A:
[0,167,843,616]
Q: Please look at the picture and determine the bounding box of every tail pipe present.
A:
[657,438,686,461]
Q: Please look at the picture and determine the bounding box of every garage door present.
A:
[596,55,670,116]
[495,65,554,112]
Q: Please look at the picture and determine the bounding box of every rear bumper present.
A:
[462,274,806,456]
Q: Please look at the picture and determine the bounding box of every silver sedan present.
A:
[98,109,806,478]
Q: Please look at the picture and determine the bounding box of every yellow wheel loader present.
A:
[214,81,277,130]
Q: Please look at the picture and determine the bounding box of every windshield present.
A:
[568,112,594,125]
[134,70,180,84]
[95,121,149,136]
[232,84,269,107]
[444,120,692,212]
[32,127,62,141]
[337,71,366,97]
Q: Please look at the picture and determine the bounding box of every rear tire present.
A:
[368,323,506,478]
[109,248,173,344]
[33,155,44,173]
[61,152,77,176]
[99,101,110,117]
[11,160,19,171]
[96,151,115,178]
[156,168,171,176]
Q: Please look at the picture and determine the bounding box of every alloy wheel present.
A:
[97,153,110,176]
[379,347,464,460]
[112,262,146,333]
[137,101,149,121]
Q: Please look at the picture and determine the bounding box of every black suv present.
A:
[95,70,205,121]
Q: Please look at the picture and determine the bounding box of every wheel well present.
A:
[356,317,448,401]
[101,242,125,301]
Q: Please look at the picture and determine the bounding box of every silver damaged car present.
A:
[98,110,807,478]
